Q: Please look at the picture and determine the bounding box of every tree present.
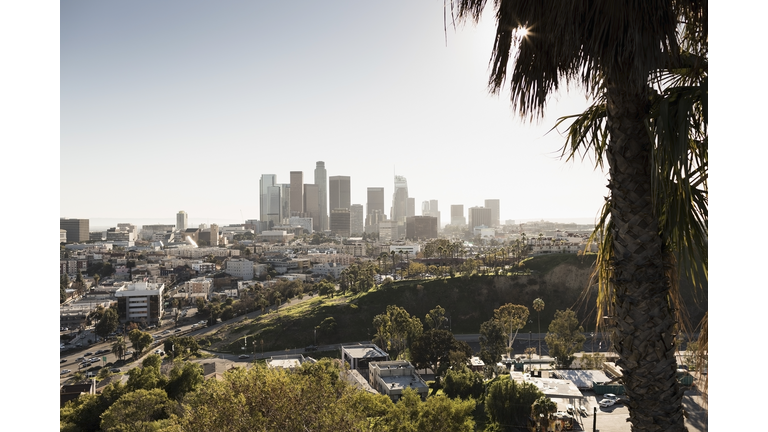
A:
[95,308,119,340]
[372,305,423,360]
[93,273,100,287]
[317,280,335,298]
[112,337,127,361]
[533,298,545,361]
[164,360,204,400]
[454,1,707,429]
[424,305,447,330]
[379,388,476,432]
[544,309,586,368]
[442,365,484,400]
[493,303,530,357]
[485,376,543,432]
[531,396,558,432]
[99,388,175,431]
[126,354,166,392]
[410,329,472,380]
[128,329,153,356]
[478,319,506,367]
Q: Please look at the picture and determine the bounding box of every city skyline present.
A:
[61,1,609,224]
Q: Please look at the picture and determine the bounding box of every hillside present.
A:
[199,253,707,353]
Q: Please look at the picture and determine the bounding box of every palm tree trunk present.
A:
[605,84,685,432]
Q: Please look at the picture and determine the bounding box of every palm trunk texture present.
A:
[605,85,685,432]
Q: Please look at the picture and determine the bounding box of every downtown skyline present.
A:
[61,1,609,225]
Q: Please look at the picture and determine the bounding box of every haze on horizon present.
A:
[61,1,609,225]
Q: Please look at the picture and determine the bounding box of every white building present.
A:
[225,258,254,280]
[114,281,165,324]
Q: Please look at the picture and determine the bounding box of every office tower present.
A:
[209,224,219,246]
[406,216,438,240]
[484,199,500,227]
[468,207,493,229]
[290,171,303,215]
[314,162,328,231]
[422,200,441,231]
[350,204,364,236]
[367,187,384,219]
[304,184,321,231]
[391,175,408,223]
[267,185,282,225]
[260,174,277,221]
[280,184,291,224]
[329,175,351,211]
[176,211,188,231]
[407,197,416,218]
[330,208,351,238]
[451,205,466,226]
[60,218,90,243]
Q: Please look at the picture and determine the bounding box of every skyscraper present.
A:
[468,207,493,229]
[422,199,441,231]
[267,185,282,225]
[60,218,90,243]
[391,175,408,223]
[366,187,386,231]
[484,199,500,227]
[451,205,466,226]
[330,208,351,238]
[314,162,328,231]
[329,175,351,211]
[290,171,303,215]
[350,204,364,236]
[407,197,416,218]
[303,184,320,231]
[176,211,188,231]
[260,174,277,221]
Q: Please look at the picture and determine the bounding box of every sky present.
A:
[60,0,609,227]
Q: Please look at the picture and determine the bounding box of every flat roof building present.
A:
[342,344,389,371]
[114,281,165,325]
[369,360,429,402]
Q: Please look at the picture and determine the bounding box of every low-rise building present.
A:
[341,344,389,371]
[368,360,429,402]
[114,281,165,325]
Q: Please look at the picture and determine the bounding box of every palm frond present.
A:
[586,198,613,333]
[553,95,608,169]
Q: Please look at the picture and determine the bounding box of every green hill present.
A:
[201,253,706,354]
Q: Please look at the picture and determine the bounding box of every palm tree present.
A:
[531,396,557,432]
[112,336,126,361]
[532,298,544,363]
[454,2,707,431]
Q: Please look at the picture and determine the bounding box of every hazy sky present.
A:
[61,0,609,226]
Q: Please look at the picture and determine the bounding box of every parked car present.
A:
[60,358,67,363]
[110,368,121,373]
[566,404,575,415]
[579,406,589,417]
[174,329,181,333]
[599,398,615,408]
[60,369,71,375]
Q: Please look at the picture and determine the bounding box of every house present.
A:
[60,381,96,407]
[341,344,389,371]
[368,360,429,402]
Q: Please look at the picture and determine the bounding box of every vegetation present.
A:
[544,309,586,368]
[372,305,423,360]
[484,376,543,431]
[453,0,708,429]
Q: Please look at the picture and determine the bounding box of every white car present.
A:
[60,369,71,375]
[599,398,615,407]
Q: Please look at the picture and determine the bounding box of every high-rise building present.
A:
[468,207,493,229]
[422,200,441,231]
[391,175,408,223]
[260,174,277,221]
[367,187,385,224]
[314,162,328,231]
[290,171,303,215]
[176,211,188,232]
[280,184,291,224]
[484,199,500,227]
[267,185,282,225]
[330,208,351,238]
[451,205,466,226]
[406,216,438,240]
[60,218,90,243]
[350,204,364,236]
[407,197,416,218]
[303,184,321,231]
[329,176,351,212]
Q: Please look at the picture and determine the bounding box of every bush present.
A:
[442,366,484,400]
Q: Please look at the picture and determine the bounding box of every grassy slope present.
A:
[203,253,706,353]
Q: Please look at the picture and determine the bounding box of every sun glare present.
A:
[518,26,529,37]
